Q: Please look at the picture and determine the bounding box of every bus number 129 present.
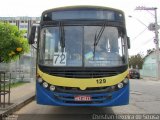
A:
[96,79,106,84]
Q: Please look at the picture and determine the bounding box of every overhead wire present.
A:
[130,37,154,55]
[132,28,148,40]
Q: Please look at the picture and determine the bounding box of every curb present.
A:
[141,76,160,81]
[0,92,35,119]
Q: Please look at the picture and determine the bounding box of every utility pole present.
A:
[135,6,160,80]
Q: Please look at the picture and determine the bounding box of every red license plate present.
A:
[74,95,92,101]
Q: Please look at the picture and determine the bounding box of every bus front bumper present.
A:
[36,82,129,107]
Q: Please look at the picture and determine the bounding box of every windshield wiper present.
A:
[59,22,65,52]
[93,23,106,59]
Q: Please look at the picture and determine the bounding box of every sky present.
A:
[0,0,160,56]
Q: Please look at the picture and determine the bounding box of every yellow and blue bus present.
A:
[29,6,130,106]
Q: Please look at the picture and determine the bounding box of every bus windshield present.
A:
[39,26,127,67]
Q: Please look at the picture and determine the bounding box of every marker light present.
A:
[43,82,48,88]
[50,85,56,91]
[117,83,123,89]
[123,78,129,84]
[38,78,43,83]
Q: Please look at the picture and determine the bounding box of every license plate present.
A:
[74,95,92,101]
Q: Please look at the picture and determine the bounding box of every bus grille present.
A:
[39,65,127,78]
[40,69,120,78]
[49,71,119,78]
[56,86,114,94]
[53,93,112,104]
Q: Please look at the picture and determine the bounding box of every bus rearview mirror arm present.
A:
[127,37,131,49]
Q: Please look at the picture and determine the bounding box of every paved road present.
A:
[13,79,160,120]
[130,79,160,113]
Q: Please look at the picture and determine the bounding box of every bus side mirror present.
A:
[28,26,36,44]
[127,37,130,49]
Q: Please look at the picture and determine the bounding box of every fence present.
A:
[0,54,36,83]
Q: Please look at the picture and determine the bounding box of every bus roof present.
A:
[42,5,124,15]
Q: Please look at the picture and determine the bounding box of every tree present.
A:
[0,22,29,63]
[129,53,144,69]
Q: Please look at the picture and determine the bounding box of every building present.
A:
[0,17,40,82]
[140,51,160,80]
[0,16,40,37]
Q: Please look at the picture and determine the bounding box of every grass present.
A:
[10,81,27,88]
[1,81,27,89]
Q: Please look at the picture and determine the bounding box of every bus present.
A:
[29,6,130,106]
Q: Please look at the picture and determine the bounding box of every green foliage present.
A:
[0,22,29,63]
[129,53,144,69]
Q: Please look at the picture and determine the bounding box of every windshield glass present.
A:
[39,26,127,67]
[39,26,83,66]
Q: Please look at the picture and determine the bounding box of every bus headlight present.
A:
[50,85,56,91]
[38,78,43,83]
[123,78,128,84]
[117,83,123,89]
[43,82,48,88]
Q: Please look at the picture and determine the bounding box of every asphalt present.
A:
[0,82,35,119]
